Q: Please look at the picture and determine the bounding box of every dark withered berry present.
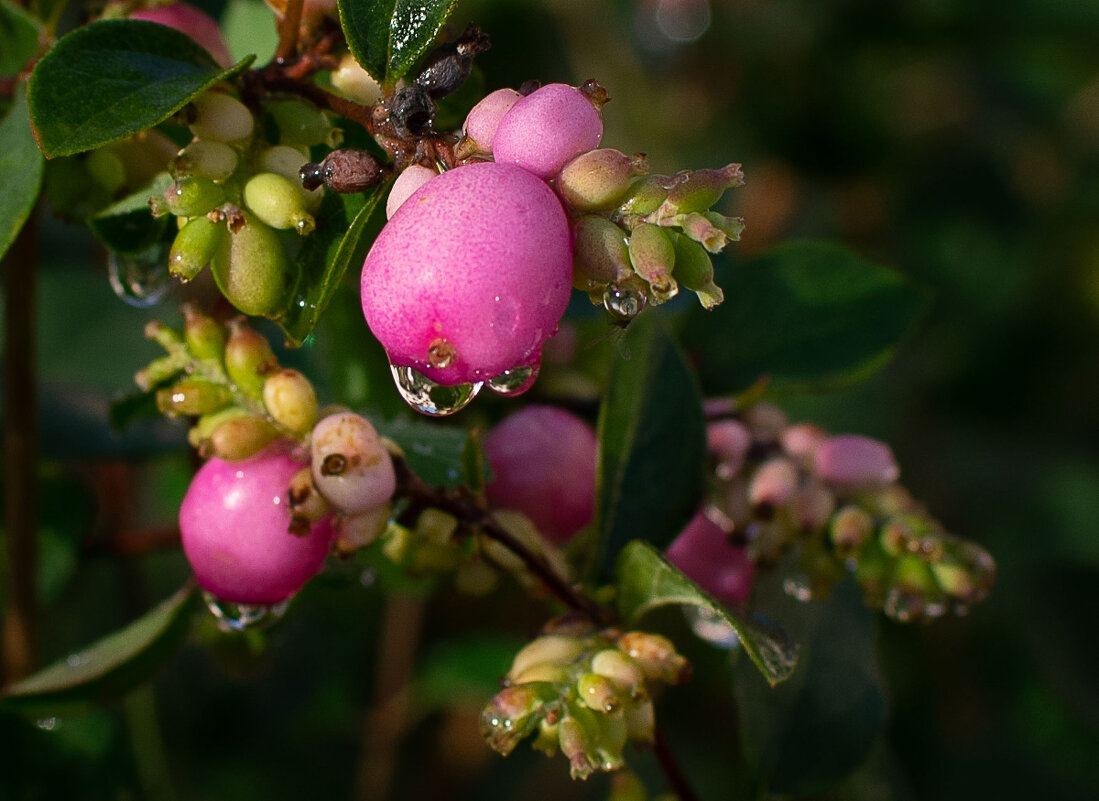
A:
[299,149,384,194]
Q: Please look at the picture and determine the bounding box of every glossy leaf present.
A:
[338,0,460,84]
[682,240,928,394]
[377,417,477,487]
[0,583,196,714]
[595,313,706,578]
[616,541,798,687]
[87,172,173,255]
[279,183,386,347]
[0,0,43,75]
[28,20,254,158]
[0,82,43,263]
[733,577,886,794]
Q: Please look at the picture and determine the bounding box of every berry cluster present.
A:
[481,621,690,780]
[667,403,996,623]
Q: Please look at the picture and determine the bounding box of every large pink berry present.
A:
[180,444,334,604]
[665,511,755,606]
[361,161,573,386]
[483,405,597,544]
[492,83,604,179]
[130,2,233,68]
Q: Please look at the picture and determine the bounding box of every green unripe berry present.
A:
[672,234,723,309]
[617,174,671,217]
[627,223,678,303]
[509,634,587,681]
[207,414,279,461]
[187,405,249,450]
[657,163,744,216]
[154,176,225,218]
[262,368,318,434]
[590,649,645,698]
[577,672,620,713]
[557,149,647,212]
[188,92,254,143]
[181,303,226,362]
[334,504,391,555]
[169,216,225,281]
[267,99,336,148]
[224,318,279,398]
[616,631,690,684]
[156,379,231,416]
[85,147,127,194]
[571,215,632,290]
[173,140,239,182]
[511,661,570,685]
[211,213,297,317]
[829,505,874,558]
[258,145,323,211]
[243,172,316,235]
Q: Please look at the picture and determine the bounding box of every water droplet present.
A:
[487,363,540,397]
[684,606,741,649]
[107,244,173,307]
[427,339,456,368]
[390,364,481,416]
[602,282,646,322]
[35,717,59,731]
[66,653,89,670]
[782,572,813,602]
[202,591,291,632]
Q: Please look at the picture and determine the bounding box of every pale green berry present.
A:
[188,92,254,143]
[672,234,724,309]
[169,216,225,281]
[627,222,678,303]
[557,148,647,212]
[258,145,323,210]
[156,379,231,416]
[182,303,226,361]
[509,634,587,681]
[173,139,239,182]
[243,172,316,235]
[154,176,225,218]
[571,215,632,290]
[224,318,278,398]
[211,213,297,317]
[268,99,336,148]
[262,368,318,434]
[207,414,279,461]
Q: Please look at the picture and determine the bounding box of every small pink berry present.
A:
[814,434,900,488]
[180,444,334,604]
[747,457,800,507]
[665,511,755,606]
[385,164,437,219]
[492,83,604,179]
[130,2,233,68]
[779,422,829,463]
[462,87,522,153]
[361,161,573,386]
[706,419,752,476]
[483,405,597,543]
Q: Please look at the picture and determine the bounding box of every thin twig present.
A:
[274,0,305,63]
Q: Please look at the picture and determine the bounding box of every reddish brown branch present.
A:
[274,0,305,62]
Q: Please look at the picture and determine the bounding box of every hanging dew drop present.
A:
[35,717,60,731]
[107,244,173,308]
[782,572,813,602]
[602,282,646,322]
[202,591,291,632]
[486,363,539,397]
[389,364,482,416]
[684,606,741,649]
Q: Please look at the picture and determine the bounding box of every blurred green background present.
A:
[3,0,1099,798]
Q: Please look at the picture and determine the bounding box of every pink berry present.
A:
[462,88,522,153]
[814,434,899,488]
[665,511,755,606]
[492,83,604,179]
[361,161,573,385]
[706,419,752,475]
[179,444,334,604]
[130,2,233,68]
[483,406,597,544]
[386,164,437,219]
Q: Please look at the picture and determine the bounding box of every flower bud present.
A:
[932,539,995,603]
[207,414,279,461]
[672,234,724,309]
[814,434,900,489]
[310,412,396,514]
[510,661,570,685]
[885,555,945,622]
[617,174,671,217]
[665,211,727,253]
[156,379,231,416]
[243,172,316,235]
[590,649,645,698]
[172,140,238,182]
[262,368,318,434]
[557,709,600,780]
[880,515,919,557]
[508,634,588,681]
[656,163,744,217]
[571,215,633,289]
[829,504,874,558]
[153,176,224,218]
[628,222,678,303]
[334,504,391,555]
[480,683,553,756]
[704,210,746,242]
[182,304,225,361]
[188,92,254,143]
[169,215,225,281]
[616,631,691,685]
[577,672,621,713]
[211,214,297,317]
[557,149,647,212]
[748,457,800,508]
[224,319,278,398]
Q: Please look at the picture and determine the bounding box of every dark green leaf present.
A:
[734,577,886,794]
[683,240,928,395]
[377,416,476,487]
[88,172,172,255]
[595,313,706,578]
[28,20,254,158]
[338,0,460,84]
[0,583,196,715]
[616,541,798,687]
[0,82,43,262]
[0,0,43,75]
[279,183,385,347]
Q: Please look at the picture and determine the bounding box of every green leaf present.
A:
[279,182,386,347]
[0,583,196,715]
[377,417,476,487]
[616,541,799,687]
[733,577,886,794]
[682,240,928,395]
[87,172,172,255]
[28,20,254,158]
[0,82,43,263]
[338,0,460,84]
[595,313,706,578]
[0,0,44,75]
[414,635,521,711]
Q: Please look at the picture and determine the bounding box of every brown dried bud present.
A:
[300,149,384,194]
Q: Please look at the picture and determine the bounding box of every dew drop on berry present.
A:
[201,591,291,632]
[108,245,173,307]
[389,363,482,416]
[486,363,540,397]
[602,283,646,322]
